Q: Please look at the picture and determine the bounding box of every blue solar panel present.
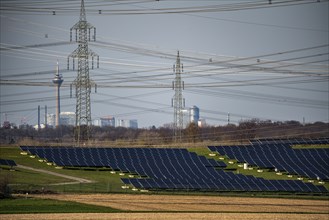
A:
[20,144,328,193]
[209,141,329,180]
[0,159,17,167]
[251,138,329,145]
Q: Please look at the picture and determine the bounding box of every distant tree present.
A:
[185,123,200,143]
[137,130,162,145]
[284,120,301,126]
[124,129,139,142]
[1,120,328,145]
[158,127,172,144]
[238,119,257,142]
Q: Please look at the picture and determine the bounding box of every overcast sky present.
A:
[1,0,328,128]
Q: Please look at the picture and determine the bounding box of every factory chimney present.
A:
[52,61,63,127]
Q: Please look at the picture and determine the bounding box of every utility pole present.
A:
[67,0,99,146]
[172,51,185,142]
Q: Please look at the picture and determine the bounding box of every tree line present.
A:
[0,119,328,146]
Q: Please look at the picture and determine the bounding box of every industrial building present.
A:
[189,105,200,125]
[46,112,75,127]
[93,117,137,129]
[46,114,56,128]
[100,116,116,127]
[118,119,138,129]
[182,105,204,128]
[59,112,76,126]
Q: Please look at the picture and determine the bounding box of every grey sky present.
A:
[1,0,328,128]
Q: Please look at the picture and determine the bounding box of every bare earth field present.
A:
[31,194,329,213]
[2,213,329,220]
[2,194,329,220]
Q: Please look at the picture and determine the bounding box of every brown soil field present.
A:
[31,194,329,213]
[4,194,328,220]
[1,213,329,220]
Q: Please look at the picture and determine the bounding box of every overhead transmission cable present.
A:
[1,0,327,15]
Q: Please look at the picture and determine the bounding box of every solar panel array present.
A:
[20,145,327,192]
[209,138,329,180]
[19,146,225,172]
[0,158,17,167]
[250,137,329,145]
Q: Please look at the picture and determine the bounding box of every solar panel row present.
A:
[250,137,329,145]
[122,176,324,192]
[209,139,329,180]
[20,146,327,192]
[0,158,17,167]
[20,146,225,174]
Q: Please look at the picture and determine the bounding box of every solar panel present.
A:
[0,159,17,167]
[209,141,329,180]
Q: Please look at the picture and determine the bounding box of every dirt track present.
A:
[17,164,93,184]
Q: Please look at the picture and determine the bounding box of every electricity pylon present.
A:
[172,51,185,142]
[67,0,99,146]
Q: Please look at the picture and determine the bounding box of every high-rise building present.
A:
[117,119,138,129]
[182,106,201,128]
[129,119,138,129]
[189,105,200,125]
[93,119,101,127]
[60,112,76,126]
[100,116,115,127]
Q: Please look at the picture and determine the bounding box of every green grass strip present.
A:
[0,197,121,214]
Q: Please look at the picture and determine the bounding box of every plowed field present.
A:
[2,213,328,220]
[31,194,329,213]
[3,194,328,220]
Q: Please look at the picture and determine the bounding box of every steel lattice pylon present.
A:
[172,51,185,142]
[68,0,99,146]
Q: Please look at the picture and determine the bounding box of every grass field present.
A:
[0,197,120,214]
[0,146,129,193]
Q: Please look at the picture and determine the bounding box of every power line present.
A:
[1,1,328,128]
[0,41,72,51]
[1,69,70,79]
[184,13,328,33]
[1,0,327,15]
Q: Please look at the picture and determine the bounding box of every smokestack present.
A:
[38,105,41,130]
[52,61,63,127]
[45,105,47,128]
